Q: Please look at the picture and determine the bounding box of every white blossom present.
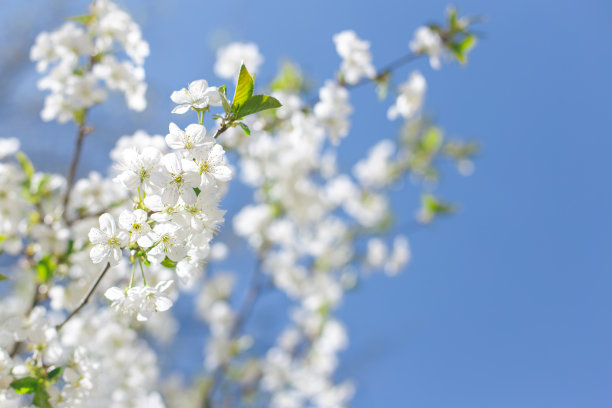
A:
[410,26,444,69]
[170,80,222,114]
[333,30,376,85]
[387,71,426,120]
[214,42,264,80]
[88,213,128,265]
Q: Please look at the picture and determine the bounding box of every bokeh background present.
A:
[1,0,611,406]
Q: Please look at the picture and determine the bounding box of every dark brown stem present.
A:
[56,262,111,331]
[213,123,229,139]
[308,51,423,106]
[62,117,91,222]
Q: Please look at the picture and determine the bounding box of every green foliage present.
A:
[68,14,96,25]
[35,255,57,283]
[32,387,52,408]
[47,367,63,380]
[420,126,444,154]
[217,64,282,136]
[218,85,231,113]
[419,193,455,224]
[10,377,39,394]
[17,152,35,180]
[0,273,8,281]
[270,61,308,93]
[427,6,480,65]
[161,257,177,268]
[10,374,54,408]
[236,95,282,118]
[237,122,251,135]
[231,65,255,112]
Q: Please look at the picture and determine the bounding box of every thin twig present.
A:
[9,283,41,357]
[204,254,267,407]
[56,262,111,331]
[62,117,91,222]
[213,123,229,139]
[308,51,423,106]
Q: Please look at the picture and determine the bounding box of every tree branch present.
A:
[308,51,423,106]
[56,262,111,331]
[62,116,91,223]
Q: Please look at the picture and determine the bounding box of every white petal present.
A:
[170,89,190,104]
[171,104,191,114]
[155,296,173,312]
[156,279,174,293]
[88,228,106,244]
[104,287,124,301]
[99,213,116,235]
[90,245,109,264]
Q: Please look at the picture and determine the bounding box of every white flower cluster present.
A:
[333,30,376,85]
[214,34,418,405]
[94,79,231,320]
[410,26,445,69]
[214,42,264,80]
[387,70,427,120]
[30,0,149,122]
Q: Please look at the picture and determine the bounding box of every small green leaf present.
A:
[17,152,35,180]
[33,384,52,408]
[218,86,231,113]
[237,122,251,135]
[421,127,443,153]
[47,367,63,381]
[270,61,306,93]
[35,256,56,283]
[236,95,282,119]
[0,273,8,281]
[422,194,454,215]
[231,64,254,112]
[73,108,87,125]
[10,377,39,394]
[193,187,201,196]
[161,257,177,268]
[69,14,96,25]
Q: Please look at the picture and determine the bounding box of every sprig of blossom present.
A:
[30,0,149,123]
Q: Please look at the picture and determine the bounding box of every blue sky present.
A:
[3,0,612,406]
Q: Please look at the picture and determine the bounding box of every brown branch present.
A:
[61,117,92,223]
[307,51,423,106]
[56,262,111,331]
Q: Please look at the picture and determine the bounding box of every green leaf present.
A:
[73,108,87,125]
[421,127,443,153]
[193,187,201,196]
[47,367,63,381]
[448,7,458,30]
[10,377,39,394]
[422,194,455,215]
[33,384,52,408]
[236,95,282,119]
[161,257,177,268]
[231,64,254,112]
[270,61,306,93]
[237,122,251,135]
[218,86,231,113]
[17,152,35,180]
[68,14,96,25]
[0,273,8,281]
[35,256,56,283]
